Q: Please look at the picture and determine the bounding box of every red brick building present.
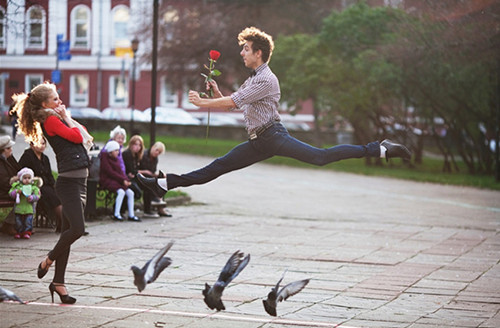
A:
[0,0,413,124]
[0,0,184,114]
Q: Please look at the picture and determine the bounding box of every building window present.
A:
[0,7,5,49]
[25,74,43,93]
[109,75,128,107]
[112,5,130,49]
[70,75,89,107]
[26,6,45,49]
[160,77,178,107]
[71,5,90,49]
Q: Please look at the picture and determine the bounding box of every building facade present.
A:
[0,0,186,113]
[0,0,414,123]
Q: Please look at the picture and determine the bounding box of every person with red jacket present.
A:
[13,82,90,304]
[99,140,141,222]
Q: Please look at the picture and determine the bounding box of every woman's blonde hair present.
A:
[152,141,165,154]
[127,135,145,161]
[12,82,58,146]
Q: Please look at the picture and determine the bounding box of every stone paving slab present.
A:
[1,136,499,327]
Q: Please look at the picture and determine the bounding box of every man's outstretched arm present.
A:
[188,90,236,110]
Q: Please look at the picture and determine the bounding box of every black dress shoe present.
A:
[137,173,167,198]
[381,139,411,162]
[112,215,124,221]
[158,209,172,217]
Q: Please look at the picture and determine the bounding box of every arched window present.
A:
[0,7,5,49]
[112,5,130,49]
[26,5,45,49]
[71,5,91,49]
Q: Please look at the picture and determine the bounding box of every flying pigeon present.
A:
[202,250,250,311]
[0,286,24,304]
[262,270,309,316]
[131,242,174,292]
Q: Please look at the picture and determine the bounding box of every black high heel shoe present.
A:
[37,258,52,279]
[49,283,76,304]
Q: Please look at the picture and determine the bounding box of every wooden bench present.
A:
[0,199,15,209]
[0,199,52,230]
[33,202,55,229]
[96,186,117,210]
[85,178,117,220]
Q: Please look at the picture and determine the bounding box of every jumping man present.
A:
[137,26,411,198]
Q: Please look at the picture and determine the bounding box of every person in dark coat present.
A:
[139,141,171,217]
[122,134,144,200]
[19,137,63,232]
[0,135,21,235]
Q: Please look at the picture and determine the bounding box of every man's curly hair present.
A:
[237,26,274,63]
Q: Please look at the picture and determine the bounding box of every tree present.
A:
[134,0,339,100]
[277,0,499,174]
[318,2,407,158]
[272,34,336,146]
[384,0,500,173]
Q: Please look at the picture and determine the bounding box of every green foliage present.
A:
[320,2,404,59]
[270,1,498,174]
[272,34,333,107]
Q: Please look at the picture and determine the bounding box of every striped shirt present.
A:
[231,63,281,135]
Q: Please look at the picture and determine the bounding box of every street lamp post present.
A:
[150,0,159,146]
[130,38,139,135]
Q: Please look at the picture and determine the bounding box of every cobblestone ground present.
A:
[1,137,499,327]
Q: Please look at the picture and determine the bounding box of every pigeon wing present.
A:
[274,269,287,293]
[218,252,250,287]
[217,250,242,283]
[277,279,310,302]
[149,257,172,283]
[143,242,174,283]
[262,270,287,316]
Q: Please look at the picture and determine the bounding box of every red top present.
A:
[44,115,83,143]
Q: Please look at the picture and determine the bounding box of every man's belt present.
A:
[249,120,279,140]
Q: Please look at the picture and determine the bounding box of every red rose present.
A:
[209,50,221,61]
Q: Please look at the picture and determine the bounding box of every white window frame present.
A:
[70,74,89,107]
[111,5,130,49]
[109,75,128,107]
[160,76,178,108]
[26,5,46,49]
[70,5,91,49]
[0,7,5,49]
[25,74,43,93]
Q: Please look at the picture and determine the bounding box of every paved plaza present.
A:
[1,135,499,327]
